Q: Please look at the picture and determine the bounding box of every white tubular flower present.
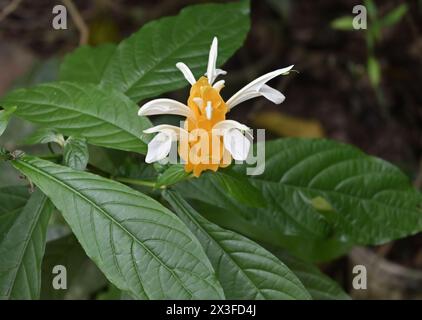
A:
[176,62,196,85]
[138,36,294,176]
[206,37,226,85]
[226,65,294,110]
[213,120,252,161]
[143,125,188,163]
[138,98,194,118]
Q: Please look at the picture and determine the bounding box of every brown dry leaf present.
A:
[252,111,325,138]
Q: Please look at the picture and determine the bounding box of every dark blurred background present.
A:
[0,0,421,299]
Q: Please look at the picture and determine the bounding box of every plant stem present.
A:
[114,176,157,188]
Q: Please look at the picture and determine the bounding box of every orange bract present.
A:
[179,76,231,177]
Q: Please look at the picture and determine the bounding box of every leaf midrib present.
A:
[15,159,195,299]
[5,195,48,299]
[166,191,302,300]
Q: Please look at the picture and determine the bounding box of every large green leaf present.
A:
[12,156,224,299]
[164,190,311,300]
[59,44,116,84]
[0,186,29,215]
[267,246,350,300]
[0,190,53,299]
[186,199,352,263]
[41,235,107,300]
[1,82,151,154]
[100,0,250,102]
[176,138,422,247]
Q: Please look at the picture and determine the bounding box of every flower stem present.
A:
[114,176,157,188]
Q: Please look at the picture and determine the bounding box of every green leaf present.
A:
[1,82,152,154]
[177,138,422,246]
[23,128,65,146]
[367,56,381,87]
[12,156,224,299]
[59,44,116,84]
[164,190,311,300]
[0,106,17,137]
[41,234,107,300]
[0,186,29,215]
[381,4,407,27]
[100,0,250,102]
[156,165,190,188]
[210,170,266,208]
[185,200,352,262]
[0,190,53,299]
[331,16,355,30]
[267,246,350,300]
[63,136,89,170]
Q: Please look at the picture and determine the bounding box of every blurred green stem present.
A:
[114,176,157,188]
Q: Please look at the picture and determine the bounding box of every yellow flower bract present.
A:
[179,76,231,177]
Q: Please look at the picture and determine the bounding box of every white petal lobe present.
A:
[206,37,219,85]
[143,124,188,139]
[213,120,250,135]
[260,84,285,104]
[176,62,196,85]
[138,99,194,118]
[145,132,173,163]
[213,80,225,91]
[226,65,294,110]
[223,129,251,161]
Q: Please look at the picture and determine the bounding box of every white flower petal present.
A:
[206,37,219,84]
[145,132,173,163]
[176,62,196,85]
[213,120,251,135]
[260,84,285,104]
[138,99,194,118]
[226,65,294,110]
[205,101,212,120]
[143,124,188,139]
[205,69,227,84]
[212,80,225,91]
[223,129,251,161]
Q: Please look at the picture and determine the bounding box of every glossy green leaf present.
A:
[0,186,29,216]
[41,234,107,300]
[0,106,17,137]
[184,200,352,263]
[0,190,53,299]
[23,128,65,146]
[12,156,224,300]
[1,82,151,153]
[63,136,89,170]
[101,0,250,102]
[177,138,422,246]
[210,170,266,208]
[268,246,350,300]
[59,44,116,84]
[164,190,311,300]
[156,165,190,188]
